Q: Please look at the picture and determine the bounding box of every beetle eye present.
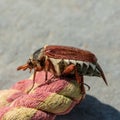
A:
[27,59,33,66]
[38,57,45,67]
[29,62,33,66]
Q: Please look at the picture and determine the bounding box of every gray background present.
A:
[0,0,120,120]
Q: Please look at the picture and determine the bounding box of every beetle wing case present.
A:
[45,45,97,63]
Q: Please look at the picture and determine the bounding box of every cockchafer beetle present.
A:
[17,45,108,91]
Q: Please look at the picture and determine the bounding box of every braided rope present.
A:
[0,71,85,120]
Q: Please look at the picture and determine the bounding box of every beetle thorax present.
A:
[27,47,45,69]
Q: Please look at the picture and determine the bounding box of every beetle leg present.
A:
[27,66,42,93]
[45,59,55,81]
[44,59,49,81]
[63,64,86,98]
[75,67,83,84]
[62,64,85,91]
[27,67,37,93]
[75,69,86,99]
[62,64,75,75]
[45,59,57,82]
[49,60,57,75]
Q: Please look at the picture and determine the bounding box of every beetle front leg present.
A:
[26,67,38,93]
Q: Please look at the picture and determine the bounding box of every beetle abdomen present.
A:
[49,58,101,77]
[76,62,100,77]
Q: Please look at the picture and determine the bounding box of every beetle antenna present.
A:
[17,64,29,71]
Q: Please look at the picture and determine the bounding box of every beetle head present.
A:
[17,47,45,72]
[17,58,35,72]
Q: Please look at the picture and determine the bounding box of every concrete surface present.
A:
[0,0,120,120]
